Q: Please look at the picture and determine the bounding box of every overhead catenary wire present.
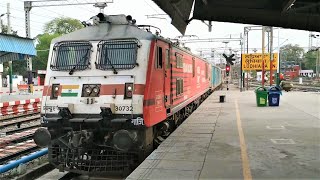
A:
[9,23,43,32]
[11,15,48,25]
[0,2,57,19]
[14,0,80,19]
[37,7,73,18]
[75,0,97,14]
[1,0,97,36]
[15,0,101,20]
[143,0,160,14]
[0,4,44,35]
[35,1,97,18]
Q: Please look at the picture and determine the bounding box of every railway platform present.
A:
[127,86,320,179]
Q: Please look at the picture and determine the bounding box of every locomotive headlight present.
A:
[82,84,101,97]
[51,84,60,99]
[92,87,99,94]
[85,87,92,94]
[91,86,100,97]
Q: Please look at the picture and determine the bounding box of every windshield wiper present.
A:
[106,56,118,74]
[69,50,90,75]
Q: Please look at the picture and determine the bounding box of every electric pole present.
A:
[7,3,13,94]
[0,13,5,90]
[24,1,33,93]
[262,27,266,87]
[317,48,319,79]
[269,27,273,86]
[0,14,4,33]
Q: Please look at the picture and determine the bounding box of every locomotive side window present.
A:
[156,46,163,69]
[50,41,92,71]
[165,49,170,69]
[176,78,183,95]
[176,53,183,68]
[96,39,138,70]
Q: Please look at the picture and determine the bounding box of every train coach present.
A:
[33,13,222,176]
[211,65,223,90]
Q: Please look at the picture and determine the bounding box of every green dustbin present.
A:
[255,87,268,107]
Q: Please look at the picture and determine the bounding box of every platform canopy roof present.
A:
[152,0,320,34]
[0,33,36,63]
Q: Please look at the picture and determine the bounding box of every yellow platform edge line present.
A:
[235,100,253,180]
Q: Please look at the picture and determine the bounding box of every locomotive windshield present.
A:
[96,39,138,70]
[50,41,92,71]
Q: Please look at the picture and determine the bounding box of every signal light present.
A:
[226,65,230,76]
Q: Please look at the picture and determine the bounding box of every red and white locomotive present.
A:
[34,13,222,175]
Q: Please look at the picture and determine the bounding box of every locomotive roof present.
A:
[52,22,155,44]
[51,14,219,68]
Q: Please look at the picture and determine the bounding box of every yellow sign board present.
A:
[241,53,278,71]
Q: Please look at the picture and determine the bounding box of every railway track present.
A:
[0,114,41,135]
[0,128,37,148]
[0,111,39,121]
[291,85,320,92]
[0,140,38,163]
[0,112,121,180]
[0,113,41,164]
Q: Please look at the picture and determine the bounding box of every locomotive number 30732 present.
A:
[115,105,133,112]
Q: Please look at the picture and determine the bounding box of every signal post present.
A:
[223,53,235,90]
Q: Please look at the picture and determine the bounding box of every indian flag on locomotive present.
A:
[61,85,80,97]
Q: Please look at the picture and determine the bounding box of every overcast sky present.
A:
[1,0,319,63]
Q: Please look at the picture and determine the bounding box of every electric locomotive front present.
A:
[33,14,155,175]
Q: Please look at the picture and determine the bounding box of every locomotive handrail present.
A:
[137,25,161,35]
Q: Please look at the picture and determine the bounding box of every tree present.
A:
[33,33,61,71]
[303,51,318,71]
[280,44,304,65]
[1,24,18,35]
[44,17,83,35]
[34,17,83,71]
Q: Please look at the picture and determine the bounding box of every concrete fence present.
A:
[0,98,41,116]
[0,87,43,95]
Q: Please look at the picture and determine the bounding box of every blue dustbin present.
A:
[268,86,282,106]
